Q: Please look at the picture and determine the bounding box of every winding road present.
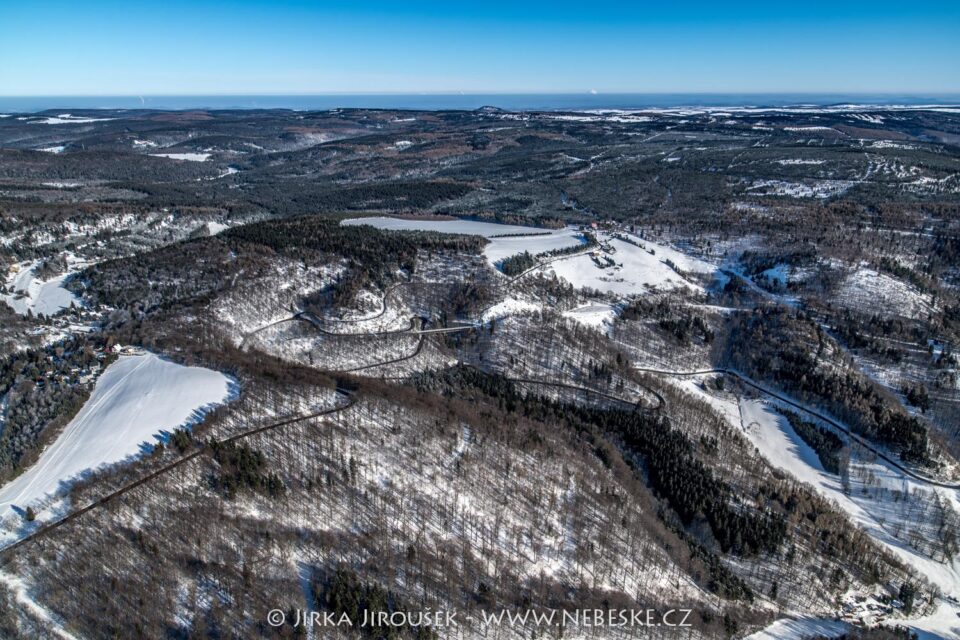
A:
[634,367,960,490]
[239,256,957,492]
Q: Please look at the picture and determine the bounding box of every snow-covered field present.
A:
[562,302,616,330]
[30,114,113,125]
[2,256,86,317]
[837,266,934,319]
[341,216,584,267]
[481,297,540,322]
[538,236,711,297]
[0,353,235,521]
[482,229,585,266]
[149,152,211,162]
[343,216,543,237]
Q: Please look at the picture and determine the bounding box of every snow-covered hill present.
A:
[0,353,235,521]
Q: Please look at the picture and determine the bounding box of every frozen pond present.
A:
[341,216,585,266]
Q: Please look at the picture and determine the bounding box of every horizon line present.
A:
[3,91,960,98]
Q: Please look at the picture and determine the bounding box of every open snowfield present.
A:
[343,215,547,237]
[2,257,86,317]
[0,353,235,519]
[149,152,211,162]
[481,297,540,322]
[30,114,113,125]
[341,216,584,267]
[617,232,715,275]
[562,302,616,330]
[539,236,710,297]
[482,229,585,265]
[837,266,933,319]
[206,221,230,234]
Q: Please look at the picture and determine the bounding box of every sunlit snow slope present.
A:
[0,353,234,516]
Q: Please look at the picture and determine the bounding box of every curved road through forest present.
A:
[241,258,959,491]
[634,367,960,490]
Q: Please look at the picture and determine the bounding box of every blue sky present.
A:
[1,0,958,95]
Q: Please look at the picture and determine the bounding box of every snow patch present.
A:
[562,302,616,330]
[31,114,113,125]
[206,221,230,235]
[837,266,933,319]
[2,256,87,317]
[481,298,540,323]
[0,570,79,639]
[745,617,849,640]
[776,158,825,165]
[747,179,853,199]
[150,152,211,162]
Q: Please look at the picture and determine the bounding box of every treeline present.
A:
[79,215,488,314]
[878,257,935,295]
[537,231,596,258]
[783,410,845,474]
[0,149,220,182]
[827,310,924,364]
[812,626,918,640]
[244,180,473,216]
[740,246,817,277]
[0,338,107,480]
[498,233,593,276]
[225,215,485,263]
[585,405,787,557]
[726,308,929,463]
